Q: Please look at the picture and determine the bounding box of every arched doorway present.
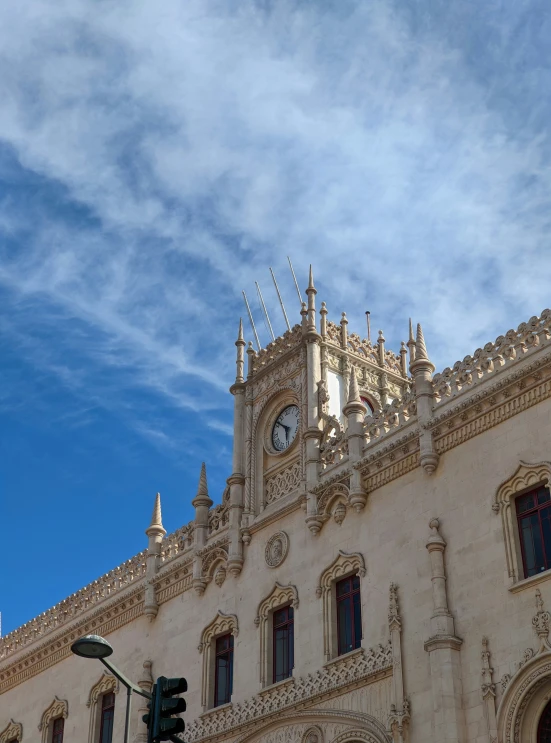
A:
[538,698,551,742]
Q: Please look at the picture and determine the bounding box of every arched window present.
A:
[539,697,551,742]
[52,718,64,743]
[99,693,115,743]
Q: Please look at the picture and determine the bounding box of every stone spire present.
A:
[416,323,430,363]
[145,492,166,538]
[234,318,246,384]
[342,369,367,515]
[305,265,317,334]
[407,318,416,365]
[192,463,213,509]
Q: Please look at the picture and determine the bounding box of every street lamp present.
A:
[71,635,151,743]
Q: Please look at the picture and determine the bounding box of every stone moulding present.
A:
[198,612,239,709]
[0,551,147,662]
[39,697,68,743]
[186,640,393,742]
[0,720,22,743]
[0,589,145,694]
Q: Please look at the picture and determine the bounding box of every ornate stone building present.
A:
[2,270,551,743]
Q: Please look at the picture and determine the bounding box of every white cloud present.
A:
[0,0,549,438]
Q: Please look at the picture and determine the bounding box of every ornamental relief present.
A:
[265,460,302,505]
[265,532,289,568]
[0,720,22,743]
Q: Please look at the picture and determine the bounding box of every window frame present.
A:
[213,633,234,708]
[516,486,551,578]
[335,573,362,656]
[317,550,366,661]
[272,603,294,684]
[199,611,238,711]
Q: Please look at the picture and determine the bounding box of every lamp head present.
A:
[71,634,113,659]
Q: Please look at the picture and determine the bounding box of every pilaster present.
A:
[424,518,465,743]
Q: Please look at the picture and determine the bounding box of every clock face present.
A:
[271,405,300,452]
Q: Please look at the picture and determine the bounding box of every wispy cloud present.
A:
[1,0,550,442]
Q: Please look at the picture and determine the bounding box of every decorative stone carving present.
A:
[316,551,366,660]
[265,460,302,504]
[214,566,226,586]
[87,672,119,707]
[0,720,22,743]
[533,588,551,652]
[39,697,68,743]
[0,551,147,661]
[302,726,323,743]
[432,308,551,406]
[493,461,551,582]
[198,611,238,709]
[185,642,393,741]
[333,502,346,525]
[194,538,229,595]
[265,532,289,568]
[481,637,498,742]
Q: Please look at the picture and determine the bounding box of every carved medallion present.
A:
[265,531,289,568]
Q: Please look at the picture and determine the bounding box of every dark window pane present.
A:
[542,508,551,570]
[52,718,64,743]
[214,633,233,707]
[517,493,535,514]
[352,574,360,591]
[100,708,114,743]
[532,514,546,572]
[336,578,350,597]
[337,596,353,654]
[538,488,551,505]
[522,517,537,576]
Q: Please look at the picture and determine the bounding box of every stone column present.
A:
[228,319,246,577]
[424,518,465,743]
[133,660,153,743]
[410,323,439,475]
[192,463,212,596]
[343,371,367,512]
[144,494,166,622]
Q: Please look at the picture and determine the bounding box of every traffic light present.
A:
[143,676,187,743]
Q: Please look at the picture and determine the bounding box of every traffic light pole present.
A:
[99,657,152,743]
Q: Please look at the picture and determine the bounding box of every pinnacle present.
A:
[192,462,213,509]
[409,318,415,342]
[197,462,209,498]
[308,264,315,291]
[416,323,429,361]
[237,317,244,343]
[146,492,166,536]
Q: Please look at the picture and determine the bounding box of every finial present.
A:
[237,317,244,343]
[407,318,416,364]
[409,318,414,342]
[416,323,429,361]
[146,492,166,537]
[192,462,213,509]
[308,264,315,291]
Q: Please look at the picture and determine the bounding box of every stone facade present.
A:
[2,274,551,743]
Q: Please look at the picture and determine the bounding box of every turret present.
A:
[228,322,246,577]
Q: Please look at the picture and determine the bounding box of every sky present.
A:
[1,0,551,636]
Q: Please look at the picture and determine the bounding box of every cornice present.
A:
[0,593,145,695]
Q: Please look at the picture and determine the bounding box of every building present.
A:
[1,270,551,743]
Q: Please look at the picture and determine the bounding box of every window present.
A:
[273,605,294,683]
[539,698,551,742]
[99,693,115,743]
[516,486,551,577]
[51,718,64,743]
[336,574,362,655]
[214,633,234,707]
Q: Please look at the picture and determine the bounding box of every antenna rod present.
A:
[255,282,275,342]
[287,256,303,306]
[365,311,371,343]
[270,267,291,331]
[242,291,261,351]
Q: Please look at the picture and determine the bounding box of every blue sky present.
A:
[1,0,551,635]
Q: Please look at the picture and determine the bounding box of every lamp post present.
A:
[71,635,151,743]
